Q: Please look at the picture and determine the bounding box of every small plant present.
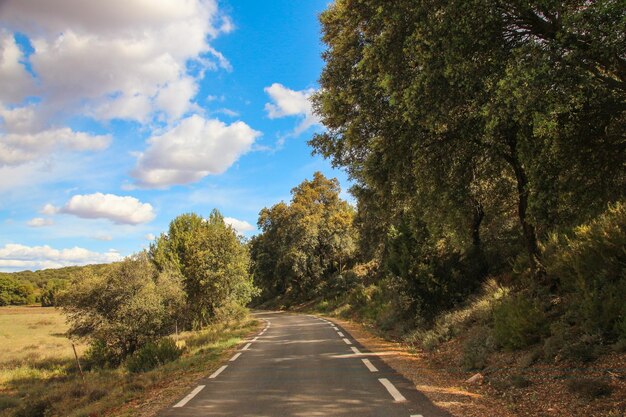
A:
[493,295,547,350]
[462,326,496,371]
[126,338,182,373]
[566,378,613,400]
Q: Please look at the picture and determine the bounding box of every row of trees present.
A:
[251,0,624,352]
[0,275,35,306]
[308,0,624,311]
[60,209,255,364]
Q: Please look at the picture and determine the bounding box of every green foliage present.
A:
[40,279,68,307]
[59,253,185,362]
[462,326,496,371]
[126,338,182,373]
[250,172,357,302]
[0,276,35,306]
[310,0,625,321]
[545,202,626,341]
[150,210,256,328]
[493,295,547,350]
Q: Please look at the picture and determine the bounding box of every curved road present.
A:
[160,311,452,417]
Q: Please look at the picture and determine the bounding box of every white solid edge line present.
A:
[230,352,242,362]
[337,332,344,337]
[209,365,228,379]
[351,346,361,354]
[378,378,406,402]
[242,342,252,350]
[362,358,378,372]
[173,385,205,408]
[342,338,352,345]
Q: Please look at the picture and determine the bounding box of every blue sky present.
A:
[0,0,350,271]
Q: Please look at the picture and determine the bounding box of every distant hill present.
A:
[0,263,117,289]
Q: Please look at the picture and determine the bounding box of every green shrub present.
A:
[543,320,604,363]
[493,294,547,350]
[462,326,496,370]
[83,339,121,369]
[545,202,626,342]
[126,338,182,373]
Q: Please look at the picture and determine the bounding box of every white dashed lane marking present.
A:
[379,378,406,402]
[209,365,228,379]
[172,385,205,408]
[229,352,242,362]
[337,331,344,337]
[242,343,252,350]
[351,346,361,354]
[362,358,378,372]
[342,338,352,345]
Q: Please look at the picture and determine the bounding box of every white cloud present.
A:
[55,192,156,225]
[26,217,53,227]
[0,0,235,168]
[0,127,111,167]
[0,0,231,117]
[132,114,260,188]
[264,83,320,140]
[0,31,34,103]
[0,243,122,271]
[40,203,59,215]
[145,233,155,241]
[224,217,255,233]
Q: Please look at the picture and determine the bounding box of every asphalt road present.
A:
[160,311,452,417]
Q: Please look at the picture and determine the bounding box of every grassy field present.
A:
[0,306,79,365]
[0,306,259,417]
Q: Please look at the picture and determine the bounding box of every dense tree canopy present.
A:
[311,0,625,286]
[250,172,357,301]
[150,210,256,327]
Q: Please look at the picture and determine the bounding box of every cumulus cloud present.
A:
[0,0,235,168]
[40,203,59,215]
[0,243,122,271]
[264,83,320,140]
[0,31,34,103]
[50,193,156,224]
[224,217,255,233]
[132,114,260,188]
[0,0,231,117]
[26,217,53,227]
[0,127,111,167]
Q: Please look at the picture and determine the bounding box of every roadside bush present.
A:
[545,201,626,342]
[126,338,182,373]
[493,294,547,350]
[462,326,496,370]
[60,253,185,363]
[84,339,121,369]
[543,320,604,363]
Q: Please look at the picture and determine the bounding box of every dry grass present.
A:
[0,306,81,366]
[0,306,261,417]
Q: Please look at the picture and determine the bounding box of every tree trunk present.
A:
[503,142,544,278]
[471,199,484,249]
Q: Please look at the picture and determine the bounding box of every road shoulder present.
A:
[322,315,517,417]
